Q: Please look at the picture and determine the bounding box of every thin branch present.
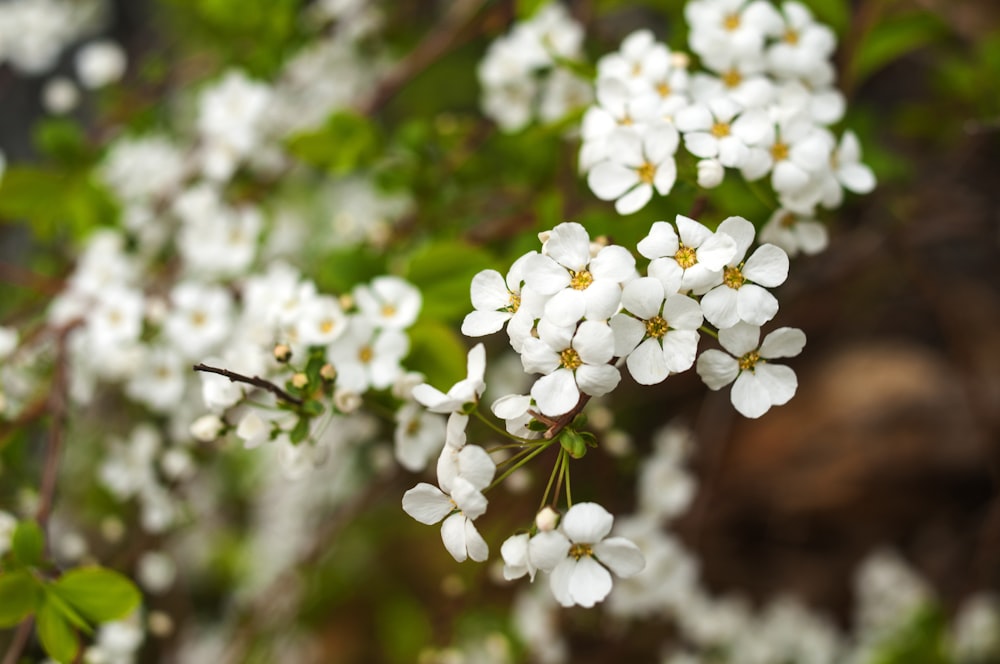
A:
[360,0,488,114]
[192,364,303,406]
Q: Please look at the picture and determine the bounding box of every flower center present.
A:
[645,315,669,339]
[711,121,731,138]
[783,28,799,44]
[505,291,521,313]
[656,81,671,98]
[191,311,206,327]
[569,543,593,559]
[722,69,742,88]
[619,114,634,126]
[570,270,593,290]
[319,318,336,334]
[738,350,760,372]
[771,141,789,162]
[779,212,797,228]
[723,266,746,289]
[675,245,698,269]
[723,13,740,30]
[560,348,583,371]
[381,304,396,318]
[635,161,657,184]
[358,346,374,363]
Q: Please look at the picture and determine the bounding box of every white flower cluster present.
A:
[0,0,105,75]
[463,218,803,419]
[580,1,876,250]
[477,3,592,132]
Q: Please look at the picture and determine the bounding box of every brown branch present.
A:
[192,364,303,406]
[360,0,488,115]
[1,618,34,664]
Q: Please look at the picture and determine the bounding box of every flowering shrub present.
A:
[0,0,996,662]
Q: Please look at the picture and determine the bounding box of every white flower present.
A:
[393,403,446,472]
[412,343,486,416]
[326,317,409,392]
[637,215,738,294]
[500,530,571,582]
[587,125,679,214]
[523,222,635,327]
[819,130,876,209]
[686,0,783,68]
[611,277,704,385]
[491,394,542,440]
[696,322,805,418]
[462,252,545,340]
[759,208,828,257]
[534,502,645,608]
[676,97,768,168]
[196,70,272,181]
[296,294,348,346]
[163,281,233,360]
[0,511,16,557]
[0,326,18,360]
[521,320,621,417]
[741,113,832,195]
[75,39,127,89]
[353,276,421,330]
[42,76,80,115]
[699,216,789,329]
[765,2,837,83]
[402,444,496,563]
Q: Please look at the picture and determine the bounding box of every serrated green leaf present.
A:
[36,596,79,664]
[11,520,45,567]
[0,570,40,627]
[50,567,141,625]
[404,240,496,323]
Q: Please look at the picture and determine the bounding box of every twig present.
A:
[1,619,34,664]
[192,364,303,406]
[360,0,488,114]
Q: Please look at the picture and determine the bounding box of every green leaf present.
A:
[285,111,381,175]
[33,118,88,164]
[851,11,948,86]
[50,567,141,624]
[289,416,311,444]
[0,166,118,242]
[11,520,45,567]
[404,240,496,323]
[405,319,468,390]
[0,570,41,627]
[36,595,79,664]
[516,0,549,19]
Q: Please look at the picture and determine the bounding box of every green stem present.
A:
[563,452,573,508]
[472,408,539,444]
[485,440,554,493]
[538,447,563,511]
[699,325,719,340]
[551,449,568,508]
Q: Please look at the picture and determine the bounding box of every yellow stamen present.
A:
[723,13,740,30]
[636,162,657,184]
[722,69,742,88]
[358,346,374,363]
[675,245,698,269]
[560,348,583,371]
[569,543,593,559]
[723,266,746,289]
[711,122,731,138]
[771,141,789,162]
[570,270,594,291]
[645,315,669,339]
[738,350,760,372]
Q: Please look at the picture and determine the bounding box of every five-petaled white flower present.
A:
[402,443,496,563]
[587,125,680,215]
[521,320,621,417]
[699,216,789,329]
[637,215,738,295]
[531,502,645,608]
[696,322,805,418]
[611,277,704,385]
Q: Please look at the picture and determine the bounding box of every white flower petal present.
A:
[700,285,740,329]
[531,369,580,417]
[529,530,572,573]
[736,284,779,326]
[441,513,470,562]
[593,536,645,578]
[589,162,639,201]
[573,321,615,365]
[575,363,621,397]
[718,321,761,356]
[696,349,739,390]
[470,269,510,310]
[661,329,699,373]
[627,338,669,385]
[568,556,613,608]
[755,362,797,406]
[461,309,510,336]
[636,221,679,259]
[402,483,452,525]
[610,314,646,357]
[546,222,592,271]
[615,183,653,215]
[562,502,614,543]
[759,327,806,359]
[742,244,789,287]
[731,371,772,418]
[621,277,665,320]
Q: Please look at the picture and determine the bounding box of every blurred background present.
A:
[1,0,1000,662]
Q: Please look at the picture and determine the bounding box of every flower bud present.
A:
[273,343,292,363]
[320,363,337,382]
[291,372,308,389]
[697,158,724,188]
[334,389,362,413]
[535,506,560,532]
[190,414,224,442]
